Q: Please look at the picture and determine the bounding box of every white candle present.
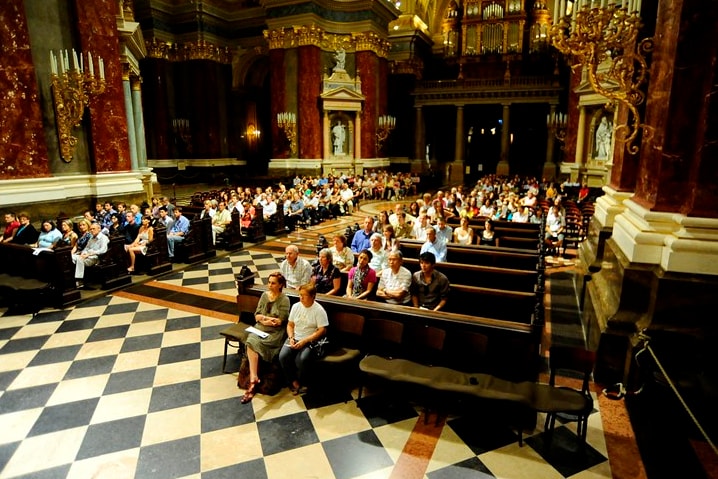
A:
[559,0,566,18]
[553,0,558,23]
[88,52,94,76]
[50,51,56,75]
[635,0,641,13]
[72,49,79,71]
[80,54,83,73]
[99,58,105,80]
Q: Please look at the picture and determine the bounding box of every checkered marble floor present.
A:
[0,245,621,479]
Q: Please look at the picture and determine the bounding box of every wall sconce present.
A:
[550,0,652,154]
[376,115,396,153]
[50,49,106,162]
[277,112,297,157]
[245,123,261,147]
[547,111,568,143]
[172,118,192,154]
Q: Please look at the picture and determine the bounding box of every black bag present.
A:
[309,337,330,359]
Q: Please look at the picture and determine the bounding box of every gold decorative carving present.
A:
[550,2,652,154]
[263,27,391,58]
[50,50,106,162]
[144,38,232,64]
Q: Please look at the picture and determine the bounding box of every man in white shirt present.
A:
[339,183,355,214]
[367,233,387,275]
[280,244,313,289]
[263,194,277,219]
[434,216,453,245]
[376,250,412,305]
[420,227,447,263]
[211,201,232,244]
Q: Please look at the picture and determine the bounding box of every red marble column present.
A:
[0,0,50,179]
[75,0,131,173]
[634,0,718,217]
[270,48,287,159]
[562,66,582,165]
[378,58,388,116]
[297,45,321,159]
[357,51,378,159]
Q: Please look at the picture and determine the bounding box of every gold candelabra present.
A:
[547,111,568,143]
[50,49,106,162]
[550,0,652,154]
[376,115,396,154]
[277,112,297,157]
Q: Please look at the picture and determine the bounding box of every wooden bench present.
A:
[447,284,541,323]
[174,215,217,264]
[241,203,267,243]
[235,273,542,383]
[85,235,133,290]
[399,239,541,270]
[0,242,81,312]
[135,226,172,276]
[401,257,540,293]
[216,210,243,251]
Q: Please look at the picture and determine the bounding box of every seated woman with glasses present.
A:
[241,272,291,404]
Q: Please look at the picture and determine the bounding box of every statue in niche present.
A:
[595,116,613,159]
[332,121,346,155]
[333,48,346,72]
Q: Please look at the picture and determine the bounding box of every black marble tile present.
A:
[164,315,201,332]
[301,387,354,410]
[0,335,49,354]
[103,367,156,395]
[201,355,227,378]
[0,370,20,391]
[0,441,19,472]
[63,355,116,380]
[76,415,146,460]
[87,324,130,343]
[356,394,418,428]
[428,457,495,479]
[131,308,170,323]
[29,345,82,366]
[136,436,201,479]
[148,380,201,413]
[182,277,209,286]
[0,383,57,414]
[256,412,319,456]
[28,398,99,436]
[55,317,100,333]
[102,302,140,316]
[75,296,113,308]
[158,343,201,365]
[121,333,163,353]
[201,397,256,433]
[447,415,518,455]
[0,326,20,340]
[255,263,281,272]
[210,280,236,292]
[209,267,233,276]
[185,264,209,272]
[524,426,607,477]
[13,464,71,479]
[201,323,229,341]
[29,310,71,324]
[202,458,268,479]
[323,429,393,479]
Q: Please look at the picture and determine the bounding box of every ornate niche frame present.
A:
[589,107,615,164]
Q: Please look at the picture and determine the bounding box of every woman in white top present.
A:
[329,234,355,272]
[278,283,329,395]
[453,216,474,245]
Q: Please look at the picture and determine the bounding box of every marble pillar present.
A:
[449,105,465,184]
[0,0,51,179]
[414,106,425,170]
[543,104,558,181]
[270,48,287,159]
[123,70,139,171]
[131,76,148,170]
[496,104,510,176]
[74,0,131,172]
[357,50,377,159]
[298,45,321,159]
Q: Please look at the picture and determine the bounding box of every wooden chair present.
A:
[357,319,404,399]
[543,346,597,448]
[313,312,365,393]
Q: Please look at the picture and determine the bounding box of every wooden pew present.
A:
[135,226,172,276]
[86,235,132,289]
[0,242,81,310]
[216,210,243,251]
[241,203,267,243]
[399,239,541,271]
[401,257,539,293]
[174,215,217,263]
[236,273,542,383]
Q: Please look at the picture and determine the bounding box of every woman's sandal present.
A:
[241,378,260,404]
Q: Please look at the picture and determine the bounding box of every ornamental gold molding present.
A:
[391,58,424,79]
[144,38,232,64]
[263,26,391,58]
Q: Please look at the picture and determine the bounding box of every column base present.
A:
[496,160,509,177]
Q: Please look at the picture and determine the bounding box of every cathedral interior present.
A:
[0,0,717,477]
